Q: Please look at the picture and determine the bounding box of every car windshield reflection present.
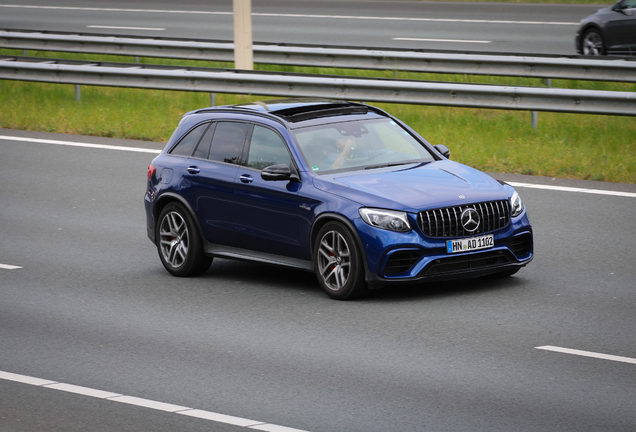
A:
[294,118,435,174]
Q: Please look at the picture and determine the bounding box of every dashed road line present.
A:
[0,4,580,26]
[0,370,310,432]
[87,25,165,31]
[536,346,636,365]
[0,263,22,270]
[393,37,491,44]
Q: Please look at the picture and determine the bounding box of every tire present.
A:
[582,29,605,56]
[156,203,212,277]
[314,222,368,300]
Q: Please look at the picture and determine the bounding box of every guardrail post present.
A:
[210,93,216,107]
[75,85,81,101]
[530,79,553,129]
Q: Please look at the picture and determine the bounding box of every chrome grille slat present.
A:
[445,208,451,237]
[418,200,511,238]
[452,207,459,237]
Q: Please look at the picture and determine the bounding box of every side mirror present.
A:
[261,164,299,181]
[613,0,632,14]
[434,144,451,159]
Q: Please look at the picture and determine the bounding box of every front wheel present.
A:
[314,222,367,300]
[582,29,605,56]
[156,203,212,277]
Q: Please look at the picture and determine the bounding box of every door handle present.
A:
[239,174,254,184]
[187,166,200,174]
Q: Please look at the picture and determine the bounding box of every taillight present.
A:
[147,164,156,181]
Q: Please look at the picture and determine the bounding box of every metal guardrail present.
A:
[2,29,636,83]
[1,57,634,117]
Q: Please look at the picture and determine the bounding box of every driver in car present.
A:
[328,137,357,169]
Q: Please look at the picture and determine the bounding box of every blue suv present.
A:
[145,99,533,299]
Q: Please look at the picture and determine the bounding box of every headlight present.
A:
[510,190,524,217]
[359,208,412,232]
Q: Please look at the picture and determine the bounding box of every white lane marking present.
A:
[536,346,636,365]
[108,395,191,413]
[394,37,491,44]
[87,25,165,31]
[0,263,22,270]
[0,4,580,26]
[2,135,633,198]
[0,370,311,432]
[507,182,636,198]
[180,409,266,427]
[43,383,122,399]
[0,135,161,154]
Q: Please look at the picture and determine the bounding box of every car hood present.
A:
[312,160,508,212]
[584,6,613,21]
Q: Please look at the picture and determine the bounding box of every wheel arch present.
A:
[310,212,372,280]
[153,193,206,245]
[579,24,606,52]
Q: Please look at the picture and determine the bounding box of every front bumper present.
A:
[356,212,533,285]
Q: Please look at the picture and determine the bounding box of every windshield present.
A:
[293,118,435,174]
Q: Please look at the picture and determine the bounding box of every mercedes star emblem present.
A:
[461,208,480,232]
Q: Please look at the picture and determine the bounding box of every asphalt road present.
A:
[1,129,635,432]
[0,0,604,55]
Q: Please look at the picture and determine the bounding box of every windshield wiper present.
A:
[364,161,422,170]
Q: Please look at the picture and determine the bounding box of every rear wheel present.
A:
[582,29,605,55]
[314,222,367,300]
[157,203,212,277]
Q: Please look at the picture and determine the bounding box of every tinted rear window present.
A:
[208,122,249,165]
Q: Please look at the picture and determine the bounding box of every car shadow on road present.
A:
[205,258,530,301]
[366,274,531,302]
[207,258,322,292]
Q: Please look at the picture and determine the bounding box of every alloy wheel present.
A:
[317,229,351,292]
[159,211,190,269]
[582,30,604,55]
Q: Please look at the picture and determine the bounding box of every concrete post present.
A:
[233,0,253,70]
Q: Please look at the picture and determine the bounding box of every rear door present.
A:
[180,121,249,246]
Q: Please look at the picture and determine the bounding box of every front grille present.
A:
[418,200,510,238]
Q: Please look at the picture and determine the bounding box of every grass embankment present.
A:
[1,50,634,183]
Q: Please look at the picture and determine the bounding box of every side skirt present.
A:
[203,241,314,272]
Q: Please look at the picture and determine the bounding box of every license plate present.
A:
[446,234,494,254]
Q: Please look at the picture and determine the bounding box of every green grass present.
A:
[1,49,634,184]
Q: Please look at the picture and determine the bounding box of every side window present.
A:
[193,122,216,159]
[208,122,248,165]
[247,125,291,170]
[169,123,209,157]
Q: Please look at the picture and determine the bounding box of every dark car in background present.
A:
[144,99,533,300]
[576,0,636,55]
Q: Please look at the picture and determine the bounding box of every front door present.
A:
[233,124,303,259]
